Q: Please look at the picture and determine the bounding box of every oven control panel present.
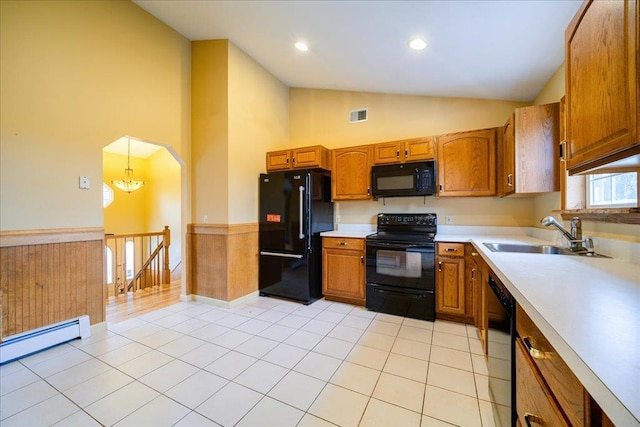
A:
[377,213,437,226]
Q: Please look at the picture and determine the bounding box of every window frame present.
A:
[586,171,639,209]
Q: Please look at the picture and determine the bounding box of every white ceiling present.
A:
[133,0,583,102]
[103,136,164,159]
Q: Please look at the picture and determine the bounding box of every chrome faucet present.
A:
[540,216,588,252]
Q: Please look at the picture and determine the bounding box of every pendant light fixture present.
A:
[111,138,144,193]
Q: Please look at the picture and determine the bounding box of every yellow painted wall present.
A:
[192,40,288,225]
[289,89,528,148]
[289,89,533,226]
[191,40,229,224]
[532,63,639,242]
[228,42,289,224]
[103,152,147,234]
[0,0,191,231]
[146,149,182,269]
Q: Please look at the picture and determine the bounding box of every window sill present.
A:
[557,209,640,225]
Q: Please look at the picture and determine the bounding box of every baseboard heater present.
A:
[0,315,90,365]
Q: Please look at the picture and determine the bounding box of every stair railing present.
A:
[104,226,171,294]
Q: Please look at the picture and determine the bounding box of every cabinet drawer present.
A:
[322,237,365,251]
[516,338,569,427]
[437,242,465,257]
[516,305,586,426]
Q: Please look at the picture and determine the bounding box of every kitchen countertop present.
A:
[441,233,640,426]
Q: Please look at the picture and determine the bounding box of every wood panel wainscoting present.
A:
[0,228,105,339]
[186,223,259,302]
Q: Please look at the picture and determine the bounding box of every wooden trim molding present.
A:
[0,227,104,247]
[188,223,258,235]
[558,209,640,225]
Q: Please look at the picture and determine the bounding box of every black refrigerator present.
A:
[259,170,334,305]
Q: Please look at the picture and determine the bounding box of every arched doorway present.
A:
[102,136,184,323]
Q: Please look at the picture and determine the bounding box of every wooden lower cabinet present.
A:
[516,304,588,426]
[322,237,365,305]
[516,337,569,426]
[436,243,466,320]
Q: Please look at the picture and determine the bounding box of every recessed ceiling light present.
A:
[409,38,427,51]
[295,42,309,52]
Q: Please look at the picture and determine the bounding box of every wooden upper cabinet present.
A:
[565,0,639,173]
[437,128,497,197]
[266,145,331,172]
[331,145,373,200]
[373,136,435,164]
[499,103,560,197]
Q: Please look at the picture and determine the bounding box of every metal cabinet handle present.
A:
[360,256,364,264]
[396,150,400,158]
[292,157,295,164]
[339,241,347,246]
[523,336,546,359]
[559,141,567,161]
[507,174,513,187]
[405,149,408,157]
[367,187,370,196]
[471,252,478,256]
[471,268,476,279]
[523,412,541,427]
[438,261,442,271]
[446,248,457,252]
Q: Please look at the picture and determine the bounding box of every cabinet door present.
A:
[373,141,403,164]
[514,103,560,194]
[437,129,496,196]
[292,146,330,170]
[516,339,569,427]
[331,146,373,200]
[565,0,638,173]
[266,150,291,171]
[404,136,435,162]
[322,247,365,301]
[501,115,516,196]
[436,256,465,315]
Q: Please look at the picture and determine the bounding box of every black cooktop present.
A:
[366,213,437,244]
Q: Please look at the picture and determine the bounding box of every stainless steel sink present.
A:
[483,243,610,258]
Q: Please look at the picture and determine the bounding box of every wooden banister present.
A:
[104,226,171,295]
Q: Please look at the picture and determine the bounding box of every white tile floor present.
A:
[0,297,505,426]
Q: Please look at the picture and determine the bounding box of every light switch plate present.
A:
[79,176,90,189]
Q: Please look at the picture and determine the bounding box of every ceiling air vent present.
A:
[349,108,368,123]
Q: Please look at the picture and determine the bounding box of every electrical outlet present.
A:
[445,215,453,224]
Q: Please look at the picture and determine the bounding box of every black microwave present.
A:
[371,161,436,198]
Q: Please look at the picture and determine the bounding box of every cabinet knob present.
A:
[471,252,478,256]
[360,256,364,264]
[339,241,347,246]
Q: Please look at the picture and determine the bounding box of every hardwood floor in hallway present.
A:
[106,280,182,325]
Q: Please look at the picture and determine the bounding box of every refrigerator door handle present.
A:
[260,251,304,259]
[298,185,305,239]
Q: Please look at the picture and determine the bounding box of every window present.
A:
[103,183,114,208]
[587,172,638,208]
[125,241,134,279]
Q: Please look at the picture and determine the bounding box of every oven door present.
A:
[365,241,435,290]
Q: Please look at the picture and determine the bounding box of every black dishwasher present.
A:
[486,273,516,427]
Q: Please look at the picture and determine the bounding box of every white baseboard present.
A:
[181,291,260,309]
